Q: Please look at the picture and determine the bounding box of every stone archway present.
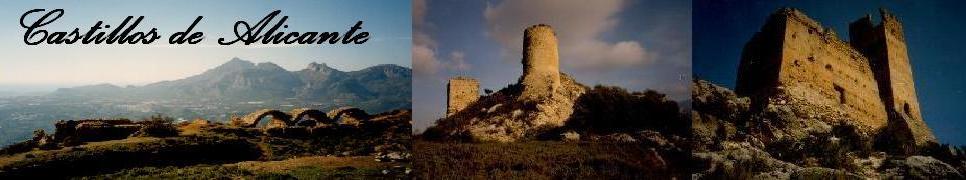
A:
[239,109,293,128]
[327,107,370,125]
[290,108,333,126]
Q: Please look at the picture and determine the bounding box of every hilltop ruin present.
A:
[434,24,587,142]
[735,8,935,150]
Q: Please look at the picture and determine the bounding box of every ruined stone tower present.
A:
[736,8,935,148]
[447,76,479,116]
[850,9,934,147]
[518,24,561,102]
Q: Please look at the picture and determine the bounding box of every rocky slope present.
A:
[690,79,966,179]
[423,73,586,142]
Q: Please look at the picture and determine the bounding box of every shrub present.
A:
[566,85,686,135]
[0,141,36,155]
[135,114,180,137]
[765,123,871,171]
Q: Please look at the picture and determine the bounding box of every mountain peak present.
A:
[188,58,258,80]
[218,58,256,70]
[226,57,253,64]
[256,62,285,71]
[305,62,341,73]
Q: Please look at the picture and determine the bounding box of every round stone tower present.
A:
[518,24,561,102]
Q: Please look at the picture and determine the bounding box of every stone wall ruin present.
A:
[735,8,935,147]
[446,77,479,116]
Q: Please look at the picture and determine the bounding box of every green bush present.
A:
[136,114,180,137]
[566,85,686,135]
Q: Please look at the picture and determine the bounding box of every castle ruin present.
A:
[435,24,585,141]
[446,77,480,116]
[736,8,935,147]
[518,24,561,102]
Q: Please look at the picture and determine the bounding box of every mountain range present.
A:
[50,58,412,113]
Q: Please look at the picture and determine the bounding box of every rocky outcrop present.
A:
[691,79,751,150]
[427,73,586,142]
[880,156,964,179]
[691,79,964,179]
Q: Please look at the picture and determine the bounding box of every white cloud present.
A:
[412,0,437,76]
[483,0,650,71]
[412,45,439,75]
[448,51,470,72]
[412,0,473,76]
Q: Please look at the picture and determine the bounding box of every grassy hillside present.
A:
[413,140,687,179]
[0,110,413,178]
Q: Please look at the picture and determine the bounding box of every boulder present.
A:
[603,133,637,143]
[636,130,670,147]
[880,156,964,179]
[560,131,580,142]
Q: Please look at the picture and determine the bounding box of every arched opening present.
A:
[239,109,292,128]
[290,108,330,127]
[256,116,275,128]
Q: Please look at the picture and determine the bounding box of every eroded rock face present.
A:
[692,142,802,179]
[691,79,751,149]
[691,79,964,179]
[880,156,965,179]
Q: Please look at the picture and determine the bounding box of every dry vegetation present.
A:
[85,155,407,179]
[0,110,413,178]
[413,140,686,179]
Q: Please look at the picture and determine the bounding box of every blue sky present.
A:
[694,0,966,145]
[413,0,692,132]
[0,0,411,89]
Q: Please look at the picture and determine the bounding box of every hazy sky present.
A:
[0,0,411,90]
[412,0,692,132]
[694,0,966,145]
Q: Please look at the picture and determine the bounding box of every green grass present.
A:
[413,140,683,179]
[0,135,262,178]
[79,165,254,179]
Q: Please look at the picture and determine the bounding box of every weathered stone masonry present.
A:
[446,77,479,116]
[518,24,561,102]
[736,8,935,146]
